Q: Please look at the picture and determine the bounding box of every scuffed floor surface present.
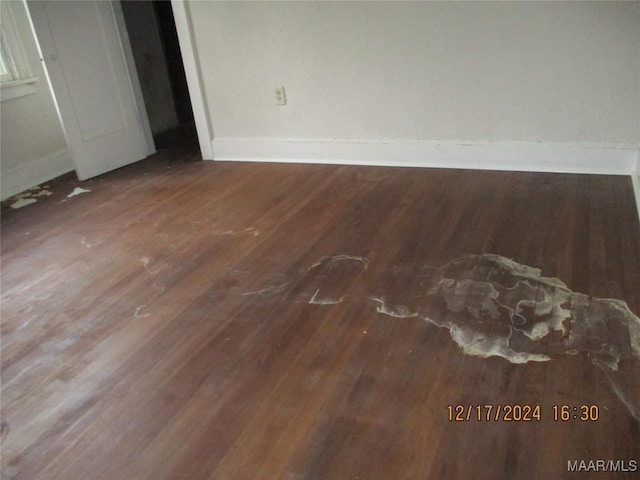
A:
[252,253,640,421]
[2,153,640,480]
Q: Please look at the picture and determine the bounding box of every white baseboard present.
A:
[211,138,637,176]
[1,149,74,200]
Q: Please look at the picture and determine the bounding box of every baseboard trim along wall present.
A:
[212,138,637,176]
[1,149,74,200]
[213,137,640,221]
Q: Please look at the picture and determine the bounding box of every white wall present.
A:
[0,0,71,199]
[185,1,640,170]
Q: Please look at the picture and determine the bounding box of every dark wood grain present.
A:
[2,143,639,480]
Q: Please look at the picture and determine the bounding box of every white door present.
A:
[28,1,153,180]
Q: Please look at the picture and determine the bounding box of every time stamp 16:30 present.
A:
[446,404,600,422]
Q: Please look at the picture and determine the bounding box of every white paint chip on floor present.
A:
[8,186,54,208]
[10,198,37,209]
[68,187,91,198]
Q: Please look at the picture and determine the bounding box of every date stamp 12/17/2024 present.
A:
[446,404,600,422]
[446,404,638,473]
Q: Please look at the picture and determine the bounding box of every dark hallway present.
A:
[120,0,196,150]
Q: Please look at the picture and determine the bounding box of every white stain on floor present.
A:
[134,305,150,318]
[219,227,260,237]
[67,187,91,198]
[308,289,347,305]
[9,186,53,209]
[250,253,640,421]
[10,198,38,209]
[243,283,288,296]
[81,236,105,249]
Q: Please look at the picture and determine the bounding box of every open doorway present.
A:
[120,0,197,152]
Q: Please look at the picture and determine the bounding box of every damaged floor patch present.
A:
[9,186,53,209]
[250,253,640,421]
[10,198,37,209]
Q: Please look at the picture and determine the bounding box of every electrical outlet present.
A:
[275,87,286,106]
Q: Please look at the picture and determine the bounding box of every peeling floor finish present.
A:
[251,253,640,421]
[7,186,53,209]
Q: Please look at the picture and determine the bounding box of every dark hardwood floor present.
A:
[1,143,639,479]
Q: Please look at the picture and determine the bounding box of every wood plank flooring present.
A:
[2,145,640,479]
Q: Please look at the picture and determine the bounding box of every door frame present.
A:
[170,0,213,160]
[27,0,212,173]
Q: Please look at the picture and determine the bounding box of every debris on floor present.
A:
[10,198,38,209]
[8,186,53,209]
[67,187,91,198]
